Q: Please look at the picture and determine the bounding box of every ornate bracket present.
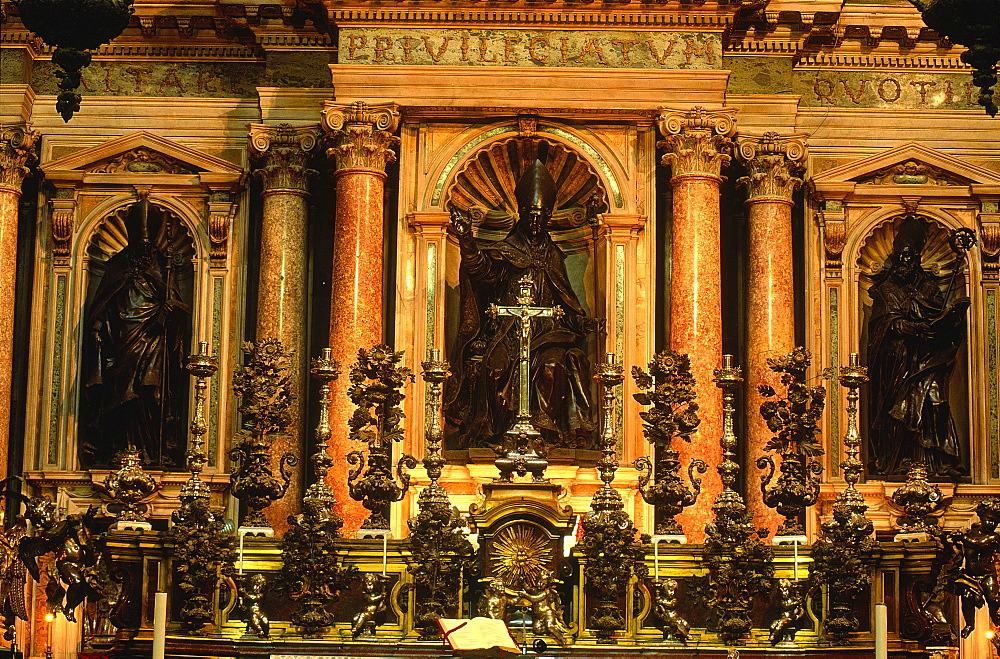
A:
[978,206,1000,280]
[49,187,76,266]
[207,190,237,267]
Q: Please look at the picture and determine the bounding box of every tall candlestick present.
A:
[153,591,167,659]
[875,603,887,659]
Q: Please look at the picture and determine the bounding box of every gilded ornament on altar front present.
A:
[490,523,553,591]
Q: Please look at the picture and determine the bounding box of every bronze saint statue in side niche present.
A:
[445,160,596,451]
[79,198,192,469]
[866,215,975,480]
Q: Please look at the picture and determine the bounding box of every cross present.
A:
[487,274,564,482]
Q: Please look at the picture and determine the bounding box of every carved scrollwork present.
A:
[657,107,737,179]
[823,219,847,270]
[321,101,400,173]
[0,124,40,193]
[980,220,1000,279]
[736,132,808,202]
[88,147,195,174]
[249,123,320,193]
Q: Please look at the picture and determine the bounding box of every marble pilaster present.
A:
[249,122,320,532]
[321,101,400,532]
[736,133,807,538]
[657,107,736,542]
[0,123,38,481]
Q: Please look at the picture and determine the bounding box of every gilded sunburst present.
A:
[490,523,553,590]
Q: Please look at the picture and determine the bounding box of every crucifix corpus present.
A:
[488,274,565,483]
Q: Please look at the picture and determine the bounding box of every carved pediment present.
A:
[811,142,1000,199]
[41,131,243,186]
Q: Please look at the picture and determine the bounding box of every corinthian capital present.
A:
[249,123,321,193]
[656,107,737,180]
[321,101,400,173]
[736,132,808,202]
[0,123,40,194]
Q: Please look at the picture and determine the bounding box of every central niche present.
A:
[442,137,608,456]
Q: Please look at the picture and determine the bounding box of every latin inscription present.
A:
[32,61,264,98]
[339,28,721,69]
[794,71,980,109]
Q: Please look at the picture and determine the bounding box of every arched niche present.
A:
[855,213,972,481]
[77,200,198,471]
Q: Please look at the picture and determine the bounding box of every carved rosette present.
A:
[249,123,320,194]
[736,133,807,203]
[321,101,400,173]
[656,108,737,180]
[0,124,40,195]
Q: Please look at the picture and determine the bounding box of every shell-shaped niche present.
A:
[857,215,955,278]
[448,138,606,232]
[85,202,197,302]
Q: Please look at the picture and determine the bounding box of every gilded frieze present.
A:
[340,28,721,69]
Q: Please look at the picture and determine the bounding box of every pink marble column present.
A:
[657,108,736,542]
[248,123,320,532]
[736,133,807,538]
[321,101,400,532]
[0,124,38,481]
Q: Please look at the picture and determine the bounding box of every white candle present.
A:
[793,539,799,581]
[153,591,167,659]
[875,603,887,659]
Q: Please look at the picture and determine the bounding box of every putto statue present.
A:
[79,198,192,469]
[445,159,595,451]
[866,216,975,480]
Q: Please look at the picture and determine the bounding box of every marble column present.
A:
[736,133,807,538]
[320,101,400,532]
[0,124,38,481]
[248,123,320,532]
[657,108,736,542]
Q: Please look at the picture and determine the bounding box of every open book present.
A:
[438,617,521,655]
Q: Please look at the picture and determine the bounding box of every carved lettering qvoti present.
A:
[339,28,721,69]
[797,71,979,109]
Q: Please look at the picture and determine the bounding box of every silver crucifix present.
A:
[487,274,564,482]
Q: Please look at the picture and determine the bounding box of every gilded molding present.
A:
[0,123,40,195]
[736,132,807,202]
[656,107,736,180]
[249,123,320,194]
[321,101,400,173]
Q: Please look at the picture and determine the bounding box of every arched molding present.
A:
[423,119,630,214]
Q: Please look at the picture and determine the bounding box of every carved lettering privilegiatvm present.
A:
[249,123,322,194]
[339,28,720,69]
[656,108,737,180]
[321,101,401,173]
[799,72,979,109]
[0,124,40,195]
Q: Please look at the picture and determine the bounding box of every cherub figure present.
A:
[18,499,99,621]
[769,578,805,646]
[519,568,571,648]
[951,498,1000,646]
[653,579,689,643]
[478,577,511,620]
[351,573,387,639]
[239,573,269,638]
